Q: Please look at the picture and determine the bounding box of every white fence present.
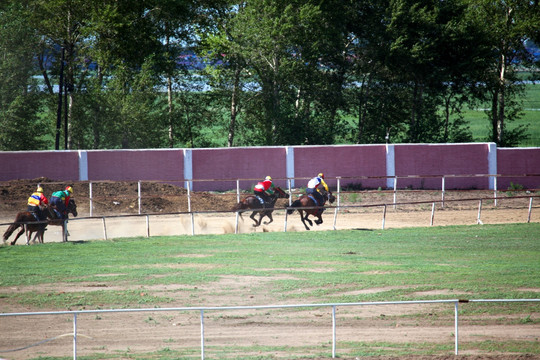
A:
[1,299,538,359]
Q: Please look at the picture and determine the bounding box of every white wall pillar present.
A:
[286,146,295,188]
[488,143,497,190]
[78,150,88,181]
[386,144,395,189]
[183,149,193,190]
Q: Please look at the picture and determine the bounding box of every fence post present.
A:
[494,176,498,207]
[477,200,483,225]
[528,197,533,223]
[89,182,93,217]
[73,312,78,360]
[441,176,445,209]
[146,215,150,238]
[200,309,205,360]
[382,205,387,230]
[332,305,336,358]
[333,178,340,230]
[102,217,108,240]
[138,181,142,215]
[393,177,398,209]
[430,202,435,226]
[454,301,459,355]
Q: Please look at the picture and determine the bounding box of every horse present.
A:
[232,187,290,227]
[3,199,78,245]
[286,190,336,230]
[46,198,78,242]
[2,211,48,245]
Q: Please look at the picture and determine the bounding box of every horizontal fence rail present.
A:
[1,299,538,360]
[1,195,538,240]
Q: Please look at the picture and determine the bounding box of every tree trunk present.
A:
[228,66,241,147]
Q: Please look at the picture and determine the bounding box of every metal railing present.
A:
[1,299,538,359]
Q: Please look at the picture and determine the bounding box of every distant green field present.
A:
[465,84,540,147]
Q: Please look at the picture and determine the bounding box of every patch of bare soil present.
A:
[0,179,538,360]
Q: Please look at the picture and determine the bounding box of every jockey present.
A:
[306,173,329,207]
[253,176,275,205]
[50,186,73,219]
[27,186,49,221]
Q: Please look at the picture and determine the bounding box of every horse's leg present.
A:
[262,211,273,225]
[298,210,311,231]
[314,214,323,225]
[250,211,260,227]
[11,226,25,245]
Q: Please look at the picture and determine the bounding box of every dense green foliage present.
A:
[0,0,539,150]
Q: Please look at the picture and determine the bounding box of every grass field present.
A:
[0,223,538,359]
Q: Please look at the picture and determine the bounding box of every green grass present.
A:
[1,223,539,359]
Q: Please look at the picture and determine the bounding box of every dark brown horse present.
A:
[3,199,78,245]
[232,187,289,227]
[2,211,48,245]
[286,190,336,230]
[46,198,78,242]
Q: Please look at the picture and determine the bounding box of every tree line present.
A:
[1,0,539,151]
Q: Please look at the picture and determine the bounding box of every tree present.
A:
[0,1,49,150]
[467,0,539,146]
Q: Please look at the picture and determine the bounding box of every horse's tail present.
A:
[286,199,302,215]
[232,202,248,213]
[3,222,20,242]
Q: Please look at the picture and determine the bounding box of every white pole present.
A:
[102,217,108,240]
[138,181,141,215]
[441,176,445,209]
[382,205,387,230]
[89,182,93,217]
[454,302,459,355]
[146,215,150,238]
[477,200,483,225]
[494,176,498,207]
[430,202,435,226]
[236,179,240,203]
[528,197,533,223]
[73,312,77,360]
[332,305,336,358]
[200,309,205,360]
[333,178,340,230]
[393,177,397,209]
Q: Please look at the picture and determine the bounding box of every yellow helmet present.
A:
[318,173,324,179]
[65,186,73,194]
[36,187,44,193]
[265,176,272,181]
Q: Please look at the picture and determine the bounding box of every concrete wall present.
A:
[1,143,538,191]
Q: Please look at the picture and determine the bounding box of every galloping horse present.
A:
[46,198,78,242]
[286,190,336,230]
[232,187,289,227]
[2,211,48,245]
[3,198,78,245]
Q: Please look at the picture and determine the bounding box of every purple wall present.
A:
[87,149,183,183]
[497,148,540,189]
[394,144,491,189]
[1,144,538,191]
[0,151,79,181]
[293,145,387,189]
[192,147,287,191]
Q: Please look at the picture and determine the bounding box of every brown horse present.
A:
[46,198,78,242]
[232,187,289,227]
[286,190,336,230]
[3,199,78,245]
[2,211,48,245]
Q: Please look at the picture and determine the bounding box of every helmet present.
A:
[318,173,324,179]
[36,187,44,193]
[265,176,272,181]
[65,186,73,194]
